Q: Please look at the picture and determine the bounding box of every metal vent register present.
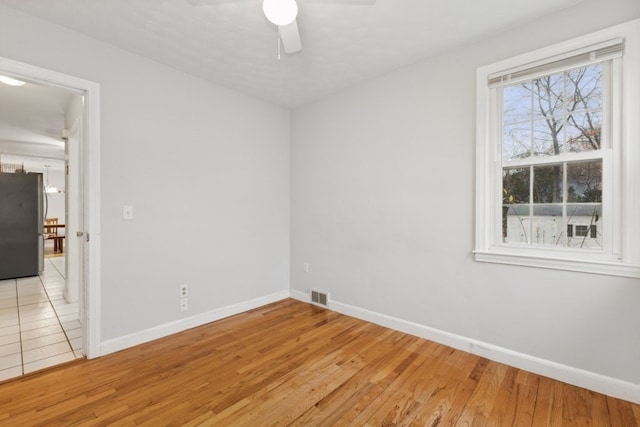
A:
[311,290,328,306]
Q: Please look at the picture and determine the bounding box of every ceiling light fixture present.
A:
[0,75,26,87]
[262,0,298,26]
[44,165,59,194]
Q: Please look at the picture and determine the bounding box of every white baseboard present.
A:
[289,289,640,404]
[100,290,290,356]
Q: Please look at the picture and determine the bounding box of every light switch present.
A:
[123,205,134,220]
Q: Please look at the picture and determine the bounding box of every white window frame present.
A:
[475,19,640,278]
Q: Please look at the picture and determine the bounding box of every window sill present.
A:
[474,249,640,278]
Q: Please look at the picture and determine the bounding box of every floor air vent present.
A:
[311,290,329,306]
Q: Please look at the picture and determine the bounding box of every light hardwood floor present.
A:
[0,298,638,425]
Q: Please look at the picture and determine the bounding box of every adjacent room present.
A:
[0,0,638,424]
[0,81,85,378]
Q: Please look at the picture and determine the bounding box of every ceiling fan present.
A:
[187,0,376,56]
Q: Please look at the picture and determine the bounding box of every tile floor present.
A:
[0,257,83,382]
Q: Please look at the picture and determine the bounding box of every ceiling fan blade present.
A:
[302,0,376,4]
[279,20,302,54]
[186,0,250,6]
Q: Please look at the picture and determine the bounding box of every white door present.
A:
[64,119,85,341]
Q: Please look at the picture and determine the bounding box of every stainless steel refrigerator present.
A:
[0,171,44,280]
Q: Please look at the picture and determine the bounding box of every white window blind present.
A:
[488,38,624,88]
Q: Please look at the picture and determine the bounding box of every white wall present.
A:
[0,6,290,341]
[291,0,640,388]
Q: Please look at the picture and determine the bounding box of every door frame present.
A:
[0,56,101,358]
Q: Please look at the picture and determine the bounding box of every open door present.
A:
[0,55,101,359]
[64,118,83,321]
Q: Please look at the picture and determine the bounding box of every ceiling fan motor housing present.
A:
[262,0,298,26]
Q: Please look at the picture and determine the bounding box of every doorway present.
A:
[0,57,101,379]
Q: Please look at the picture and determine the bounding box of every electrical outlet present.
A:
[303,262,309,273]
[179,284,188,298]
[180,298,188,312]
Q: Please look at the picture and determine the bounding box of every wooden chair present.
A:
[44,218,58,238]
[44,218,64,253]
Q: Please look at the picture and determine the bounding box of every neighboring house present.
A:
[505,204,602,249]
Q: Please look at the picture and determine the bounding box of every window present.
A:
[575,225,589,237]
[568,224,598,239]
[475,20,640,277]
[501,63,604,251]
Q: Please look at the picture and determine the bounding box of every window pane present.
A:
[528,211,562,246]
[532,119,561,157]
[530,165,565,248]
[533,74,564,121]
[567,64,603,112]
[503,64,603,159]
[566,204,601,249]
[503,168,530,242]
[503,83,533,125]
[533,165,563,203]
[566,155,603,247]
[503,168,530,204]
[567,161,602,202]
[503,123,531,160]
[504,204,530,244]
[502,160,603,249]
[566,111,602,152]
[565,65,603,153]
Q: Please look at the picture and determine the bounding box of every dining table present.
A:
[44,224,66,253]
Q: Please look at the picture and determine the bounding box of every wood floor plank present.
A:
[531,375,559,426]
[486,365,520,425]
[508,370,540,425]
[0,298,638,426]
[607,394,639,427]
[410,367,480,426]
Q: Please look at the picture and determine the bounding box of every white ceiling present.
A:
[0,0,582,170]
[0,0,582,108]
[0,81,74,172]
